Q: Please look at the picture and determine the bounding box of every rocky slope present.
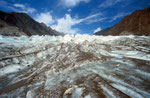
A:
[0,11,63,36]
[95,7,150,36]
[95,27,111,35]
[0,35,150,97]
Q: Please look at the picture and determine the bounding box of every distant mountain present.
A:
[39,22,64,36]
[95,7,150,36]
[94,27,111,35]
[0,11,64,36]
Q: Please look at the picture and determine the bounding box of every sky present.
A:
[0,0,150,35]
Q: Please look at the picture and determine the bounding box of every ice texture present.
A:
[0,34,150,98]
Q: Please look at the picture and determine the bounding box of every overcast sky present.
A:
[0,0,149,34]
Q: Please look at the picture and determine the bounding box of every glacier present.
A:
[0,34,150,98]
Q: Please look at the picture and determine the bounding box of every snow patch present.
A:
[0,64,24,76]
[112,84,144,98]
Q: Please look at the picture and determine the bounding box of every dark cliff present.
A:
[0,11,63,36]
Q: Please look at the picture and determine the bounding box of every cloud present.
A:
[0,0,18,11]
[94,27,101,33]
[86,17,106,24]
[109,12,130,22]
[51,14,79,34]
[34,12,55,25]
[51,13,102,34]
[0,0,7,6]
[14,4,25,8]
[99,0,123,8]
[0,1,36,14]
[60,0,90,7]
[81,13,100,20]
[78,13,106,24]
[13,3,36,13]
[77,13,103,24]
[67,9,72,12]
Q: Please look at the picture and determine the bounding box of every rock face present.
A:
[95,7,150,36]
[0,26,28,36]
[0,11,63,36]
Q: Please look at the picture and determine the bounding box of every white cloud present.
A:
[94,27,101,33]
[14,4,25,8]
[99,0,123,8]
[51,14,79,34]
[60,0,90,7]
[78,13,106,24]
[34,12,55,25]
[67,9,72,12]
[51,13,102,34]
[86,17,106,24]
[109,12,130,22]
[0,0,7,5]
[0,0,18,11]
[0,1,36,14]
[81,13,100,20]
[13,3,36,13]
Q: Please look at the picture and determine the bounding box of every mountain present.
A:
[39,22,64,36]
[94,27,111,35]
[95,7,150,36]
[0,19,28,36]
[0,11,64,36]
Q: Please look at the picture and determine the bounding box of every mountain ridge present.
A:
[0,11,64,36]
[95,7,150,36]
